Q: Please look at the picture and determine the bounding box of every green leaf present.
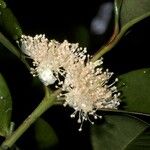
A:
[118,68,150,115]
[91,114,150,150]
[34,118,58,150]
[0,73,12,137]
[0,7,22,40]
[116,0,150,31]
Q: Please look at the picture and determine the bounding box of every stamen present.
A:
[70,110,78,118]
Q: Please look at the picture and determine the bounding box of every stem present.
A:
[0,88,59,150]
[0,32,30,70]
[91,27,126,62]
[0,32,20,58]
[90,0,120,62]
[91,12,150,62]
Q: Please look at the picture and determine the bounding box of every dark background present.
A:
[0,0,150,149]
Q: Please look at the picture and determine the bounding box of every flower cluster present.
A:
[20,34,120,131]
[21,35,87,85]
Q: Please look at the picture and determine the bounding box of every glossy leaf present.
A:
[0,74,12,137]
[0,7,22,40]
[115,0,150,30]
[34,118,58,150]
[91,114,150,150]
[118,68,150,114]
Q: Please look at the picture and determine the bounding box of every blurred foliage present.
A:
[34,118,58,150]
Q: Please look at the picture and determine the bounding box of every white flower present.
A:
[20,34,87,86]
[59,58,120,131]
[20,34,120,131]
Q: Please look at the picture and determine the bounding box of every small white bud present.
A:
[38,68,56,85]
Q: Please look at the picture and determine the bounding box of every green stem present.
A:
[0,32,30,70]
[0,88,59,150]
[91,27,126,62]
[90,0,120,62]
[0,32,20,58]
[91,12,150,62]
